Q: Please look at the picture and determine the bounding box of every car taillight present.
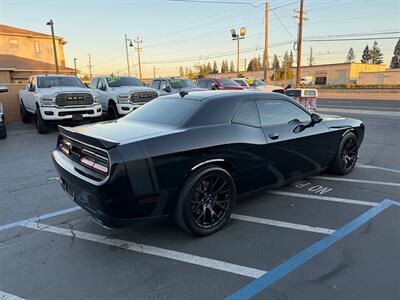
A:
[80,149,109,174]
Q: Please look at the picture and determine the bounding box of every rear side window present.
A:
[220,79,240,87]
[285,90,301,97]
[232,101,260,127]
[304,90,316,96]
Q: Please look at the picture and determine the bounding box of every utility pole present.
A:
[309,47,313,66]
[230,27,246,77]
[263,1,269,82]
[73,58,77,75]
[46,20,59,74]
[125,34,133,77]
[244,58,247,76]
[87,54,94,79]
[295,0,304,86]
[134,37,143,80]
[153,66,156,78]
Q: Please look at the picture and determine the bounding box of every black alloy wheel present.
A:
[174,166,236,236]
[331,132,358,175]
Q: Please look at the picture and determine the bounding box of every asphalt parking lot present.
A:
[0,98,399,300]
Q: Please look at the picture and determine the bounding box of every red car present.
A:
[197,78,244,90]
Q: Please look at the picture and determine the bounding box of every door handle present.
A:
[268,133,279,140]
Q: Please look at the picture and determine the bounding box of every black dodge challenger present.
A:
[53,91,364,235]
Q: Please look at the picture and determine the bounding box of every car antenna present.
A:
[179,90,189,98]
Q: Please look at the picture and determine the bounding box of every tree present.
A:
[206,62,213,74]
[221,60,228,73]
[212,60,218,73]
[272,54,280,69]
[229,60,235,73]
[289,50,294,67]
[179,66,184,77]
[370,41,384,64]
[247,57,261,72]
[361,45,371,63]
[390,38,400,69]
[345,47,355,63]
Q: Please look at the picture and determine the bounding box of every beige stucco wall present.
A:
[0,34,66,66]
[0,84,24,122]
[357,69,400,85]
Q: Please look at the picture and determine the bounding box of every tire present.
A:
[173,166,236,236]
[108,103,120,120]
[0,126,6,139]
[20,102,32,123]
[35,108,49,134]
[330,132,358,175]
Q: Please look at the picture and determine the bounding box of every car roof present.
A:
[152,77,189,80]
[36,74,76,77]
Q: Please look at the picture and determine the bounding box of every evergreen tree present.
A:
[212,61,218,73]
[229,60,235,73]
[223,60,229,73]
[179,66,184,77]
[287,50,293,67]
[207,62,212,74]
[370,41,384,64]
[272,54,280,69]
[345,47,355,63]
[390,38,400,69]
[361,45,371,63]
[257,55,262,70]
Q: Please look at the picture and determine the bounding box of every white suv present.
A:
[90,76,159,119]
[19,75,102,133]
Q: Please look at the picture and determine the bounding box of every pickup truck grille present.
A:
[130,91,158,103]
[56,93,93,106]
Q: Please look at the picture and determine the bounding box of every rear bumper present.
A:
[52,150,166,228]
[40,104,102,121]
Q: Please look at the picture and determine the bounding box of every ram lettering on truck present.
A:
[89,76,159,119]
[19,75,102,134]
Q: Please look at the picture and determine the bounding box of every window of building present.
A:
[34,41,40,53]
[9,39,18,48]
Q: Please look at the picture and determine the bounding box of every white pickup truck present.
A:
[19,75,102,133]
[89,76,159,119]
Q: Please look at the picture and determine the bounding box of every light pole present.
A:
[73,58,77,75]
[230,27,246,76]
[46,19,59,74]
[124,34,133,77]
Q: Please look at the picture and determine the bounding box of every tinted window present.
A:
[257,99,310,126]
[234,80,247,87]
[151,80,160,89]
[169,79,195,89]
[125,97,200,125]
[37,76,85,88]
[285,90,301,97]
[106,76,142,87]
[233,101,260,127]
[90,78,99,89]
[197,79,212,88]
[220,79,240,87]
[304,90,317,96]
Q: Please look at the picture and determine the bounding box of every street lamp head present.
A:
[240,27,246,37]
[230,29,237,38]
[129,40,133,47]
[46,20,53,26]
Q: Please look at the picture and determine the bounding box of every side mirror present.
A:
[164,86,171,92]
[99,83,107,91]
[28,83,35,92]
[310,113,322,124]
[0,85,8,93]
[210,83,217,90]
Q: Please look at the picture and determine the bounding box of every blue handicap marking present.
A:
[226,199,400,300]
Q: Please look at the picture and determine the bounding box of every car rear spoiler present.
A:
[58,126,120,150]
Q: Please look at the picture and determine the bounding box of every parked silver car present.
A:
[150,77,206,96]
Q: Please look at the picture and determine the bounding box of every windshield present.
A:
[37,76,85,88]
[106,76,143,87]
[125,97,200,125]
[249,79,265,87]
[220,79,240,87]
[169,79,196,89]
[234,80,248,87]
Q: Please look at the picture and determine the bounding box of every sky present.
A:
[1,0,399,78]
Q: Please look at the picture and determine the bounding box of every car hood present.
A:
[38,86,93,96]
[109,86,158,94]
[67,119,179,145]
